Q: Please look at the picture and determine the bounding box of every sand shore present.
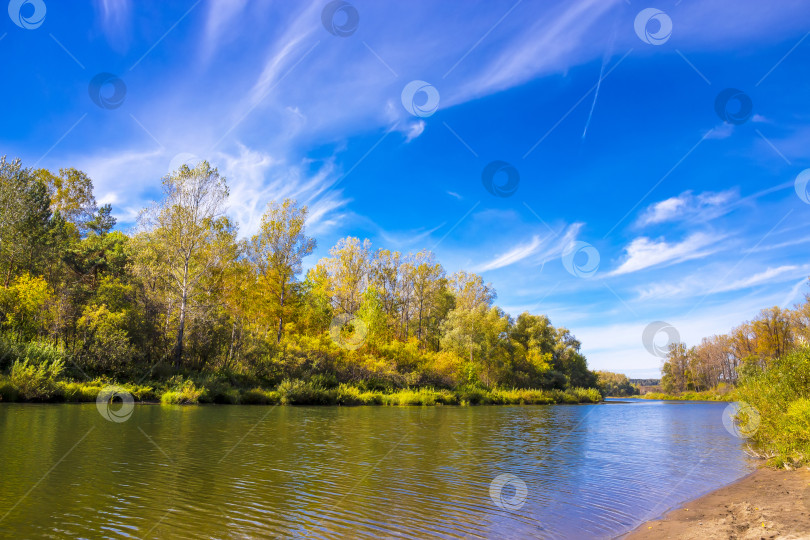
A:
[624,467,810,540]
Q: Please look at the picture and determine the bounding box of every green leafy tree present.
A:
[0,157,53,286]
[248,199,316,343]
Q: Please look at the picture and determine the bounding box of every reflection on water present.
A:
[0,400,751,539]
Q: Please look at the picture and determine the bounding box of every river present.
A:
[0,399,751,539]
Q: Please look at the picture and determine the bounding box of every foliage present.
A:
[735,346,810,467]
[0,156,604,404]
[9,358,64,400]
[660,305,803,393]
[596,371,640,397]
[161,378,204,404]
[0,273,54,340]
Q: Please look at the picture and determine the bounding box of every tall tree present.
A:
[248,199,316,343]
[36,167,98,230]
[318,237,372,314]
[135,162,232,365]
[0,157,52,286]
[409,250,444,345]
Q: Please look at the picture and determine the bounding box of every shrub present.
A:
[60,381,104,402]
[568,387,602,403]
[383,388,458,406]
[276,379,336,405]
[736,346,810,466]
[161,380,203,404]
[0,376,18,401]
[457,385,490,405]
[199,379,239,404]
[335,384,382,405]
[0,339,66,371]
[239,388,280,405]
[10,358,65,400]
[75,304,135,374]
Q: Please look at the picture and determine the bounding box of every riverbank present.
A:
[0,376,602,406]
[624,467,810,539]
[637,391,734,401]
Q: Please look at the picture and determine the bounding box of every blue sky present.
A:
[3,0,810,377]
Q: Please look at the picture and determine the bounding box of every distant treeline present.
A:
[660,298,810,394]
[629,378,660,387]
[0,157,600,403]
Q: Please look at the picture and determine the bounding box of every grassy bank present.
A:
[0,370,602,406]
[637,390,734,401]
[735,346,810,468]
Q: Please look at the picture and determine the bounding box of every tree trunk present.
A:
[276,287,285,344]
[173,262,189,367]
[227,319,237,369]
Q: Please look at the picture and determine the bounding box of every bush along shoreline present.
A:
[0,371,602,407]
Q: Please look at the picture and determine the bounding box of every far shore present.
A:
[624,466,810,539]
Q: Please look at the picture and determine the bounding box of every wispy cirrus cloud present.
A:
[92,0,132,51]
[474,223,582,272]
[475,235,546,272]
[637,264,810,300]
[609,231,723,276]
[402,121,426,143]
[637,189,738,227]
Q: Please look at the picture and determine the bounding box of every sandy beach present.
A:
[624,467,810,539]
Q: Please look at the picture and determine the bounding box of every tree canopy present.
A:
[0,156,599,394]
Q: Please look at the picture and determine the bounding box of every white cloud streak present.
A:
[610,232,722,276]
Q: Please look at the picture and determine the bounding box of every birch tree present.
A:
[135,162,232,365]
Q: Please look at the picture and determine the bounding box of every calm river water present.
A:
[0,399,751,539]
